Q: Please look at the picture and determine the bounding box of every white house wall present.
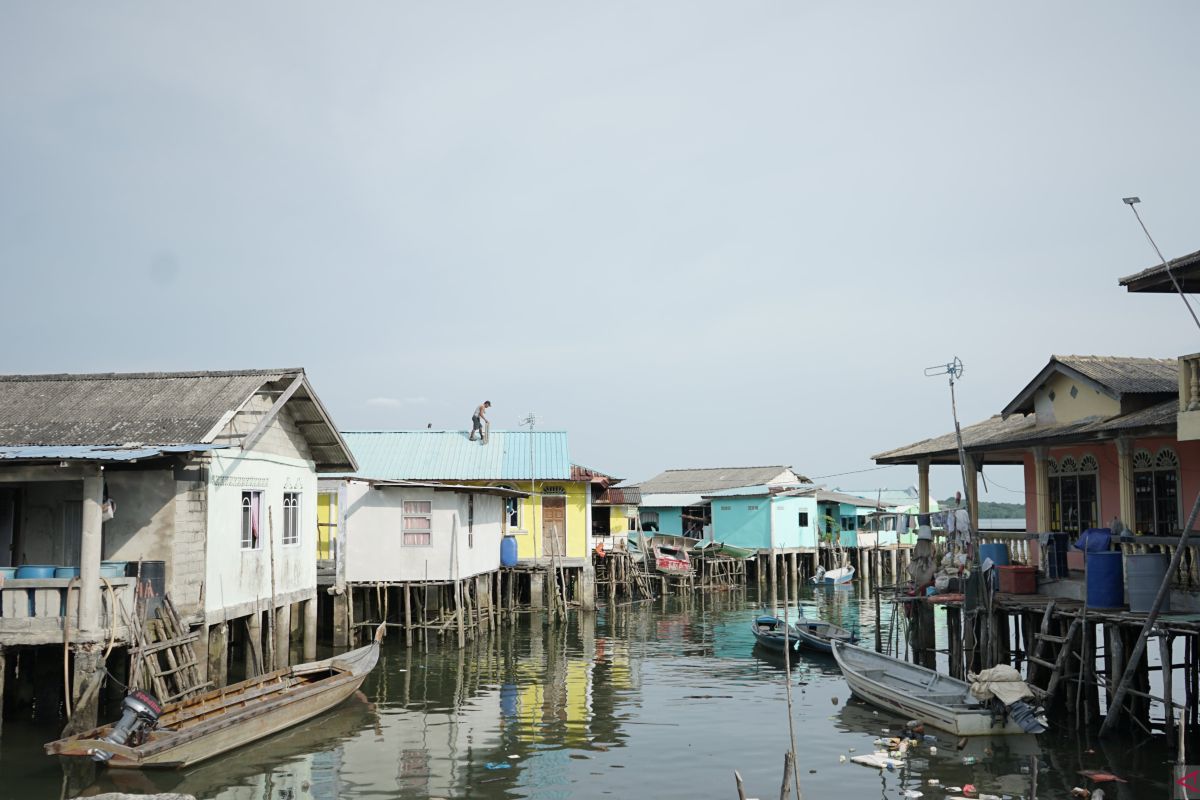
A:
[343,482,503,583]
[204,447,317,623]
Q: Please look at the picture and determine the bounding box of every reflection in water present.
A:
[4,585,1175,798]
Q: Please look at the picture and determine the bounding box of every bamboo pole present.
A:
[1101,488,1200,736]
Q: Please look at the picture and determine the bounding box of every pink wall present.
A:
[1023,452,1037,531]
[1044,442,1121,527]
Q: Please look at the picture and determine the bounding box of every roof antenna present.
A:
[925,357,975,527]
[1122,196,1200,334]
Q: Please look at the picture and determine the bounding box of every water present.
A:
[3,587,1175,799]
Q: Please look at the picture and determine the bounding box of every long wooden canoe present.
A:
[47,625,384,769]
[831,640,1032,736]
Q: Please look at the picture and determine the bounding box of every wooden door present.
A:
[542,496,566,556]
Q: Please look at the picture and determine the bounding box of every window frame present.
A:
[282,491,301,547]
[402,498,433,547]
[241,490,262,550]
[798,511,809,527]
[1133,447,1181,535]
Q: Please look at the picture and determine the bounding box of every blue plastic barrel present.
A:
[1086,551,1124,609]
[15,565,56,579]
[54,567,80,578]
[500,535,519,567]
[978,543,1010,568]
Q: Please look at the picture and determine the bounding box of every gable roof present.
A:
[1002,355,1178,417]
[1120,247,1200,293]
[635,465,808,495]
[0,368,356,472]
[339,430,571,481]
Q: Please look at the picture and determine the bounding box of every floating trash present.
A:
[484,762,512,770]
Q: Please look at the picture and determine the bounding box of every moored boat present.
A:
[811,564,855,585]
[831,640,1040,736]
[794,615,857,653]
[653,544,691,575]
[46,625,386,768]
[750,615,801,653]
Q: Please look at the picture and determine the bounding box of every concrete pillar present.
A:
[917,459,931,514]
[1116,438,1135,527]
[580,563,597,611]
[0,645,5,739]
[207,622,229,689]
[303,597,318,660]
[245,612,263,677]
[332,588,350,649]
[529,570,545,608]
[1033,446,1050,532]
[274,603,291,669]
[70,644,103,731]
[78,468,105,633]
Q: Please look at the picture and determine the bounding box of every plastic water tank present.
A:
[500,535,519,567]
[1125,553,1170,613]
[15,565,56,579]
[1086,551,1124,609]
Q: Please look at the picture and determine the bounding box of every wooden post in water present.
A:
[1161,633,1175,747]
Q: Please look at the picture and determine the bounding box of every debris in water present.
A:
[831,696,839,705]
[929,746,937,755]
[838,755,847,763]
[956,737,968,750]
[484,762,512,770]
[1078,770,1127,783]
[902,791,923,798]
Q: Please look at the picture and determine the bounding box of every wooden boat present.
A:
[46,625,385,768]
[653,544,691,575]
[750,615,801,653]
[831,640,1034,736]
[794,615,857,654]
[811,564,855,585]
[691,540,755,561]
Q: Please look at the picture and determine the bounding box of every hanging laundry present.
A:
[955,508,971,533]
[896,514,910,534]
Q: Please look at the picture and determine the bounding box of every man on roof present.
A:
[469,401,491,442]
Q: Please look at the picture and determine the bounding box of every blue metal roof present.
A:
[339,431,572,481]
[0,444,229,462]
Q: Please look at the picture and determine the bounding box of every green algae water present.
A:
[2,587,1172,798]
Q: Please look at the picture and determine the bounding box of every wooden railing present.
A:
[0,577,135,642]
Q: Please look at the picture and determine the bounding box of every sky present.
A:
[3,3,1199,503]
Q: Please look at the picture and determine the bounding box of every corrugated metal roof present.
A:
[636,466,807,494]
[0,369,356,473]
[339,430,572,481]
[596,486,641,505]
[640,492,707,508]
[0,444,229,462]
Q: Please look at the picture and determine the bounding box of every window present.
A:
[798,511,809,527]
[283,492,300,546]
[720,505,732,511]
[467,494,474,549]
[747,505,759,511]
[241,491,262,549]
[1134,448,1180,535]
[840,516,857,531]
[403,500,432,546]
[498,486,521,530]
[317,491,338,559]
[1047,453,1098,534]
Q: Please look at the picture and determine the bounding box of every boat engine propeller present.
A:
[91,690,162,762]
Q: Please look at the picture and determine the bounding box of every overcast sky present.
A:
[3,3,1199,502]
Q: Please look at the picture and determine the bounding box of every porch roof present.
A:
[873,399,1178,465]
[0,444,228,463]
[365,479,530,498]
[1120,247,1200,293]
[595,486,642,506]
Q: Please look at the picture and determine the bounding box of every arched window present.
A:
[1134,447,1180,535]
[1047,453,1099,534]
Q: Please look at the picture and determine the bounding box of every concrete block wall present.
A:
[171,472,208,616]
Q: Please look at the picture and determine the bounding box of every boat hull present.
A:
[751,617,801,653]
[832,642,1029,736]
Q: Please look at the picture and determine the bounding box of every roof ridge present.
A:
[663,465,790,472]
[341,429,567,434]
[0,368,301,383]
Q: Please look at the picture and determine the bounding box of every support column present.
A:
[332,587,350,648]
[1116,438,1135,528]
[303,597,318,660]
[78,467,104,633]
[0,645,6,739]
[207,622,229,689]
[1033,446,1050,532]
[580,562,597,611]
[245,612,263,677]
[917,459,931,514]
[70,643,103,731]
[274,603,291,669]
[529,570,545,608]
[963,454,980,529]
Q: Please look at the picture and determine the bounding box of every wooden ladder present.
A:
[1026,601,1081,704]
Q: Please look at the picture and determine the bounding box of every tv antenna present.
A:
[1122,197,1200,334]
[925,356,976,526]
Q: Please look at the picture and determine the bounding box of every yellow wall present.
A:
[476,480,590,560]
[316,490,338,559]
[1035,373,1120,425]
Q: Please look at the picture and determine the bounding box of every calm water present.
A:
[4,587,1175,799]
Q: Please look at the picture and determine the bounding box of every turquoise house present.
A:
[634,465,807,539]
[704,487,880,552]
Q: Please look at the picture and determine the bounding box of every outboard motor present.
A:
[92,690,162,762]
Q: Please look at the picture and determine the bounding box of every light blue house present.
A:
[634,465,807,538]
[705,486,883,553]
